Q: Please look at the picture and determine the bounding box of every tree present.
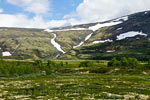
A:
[128,57,139,67]
[34,60,44,69]
[108,57,120,66]
[79,61,93,67]
[120,57,129,67]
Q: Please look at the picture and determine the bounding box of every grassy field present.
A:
[0,59,150,99]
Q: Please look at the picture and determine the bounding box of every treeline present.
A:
[34,60,65,75]
[0,59,40,76]
[0,59,65,77]
[108,57,139,67]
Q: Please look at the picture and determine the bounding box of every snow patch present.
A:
[45,29,65,54]
[73,32,93,49]
[89,21,122,31]
[51,33,65,54]
[117,31,147,40]
[73,41,84,49]
[114,16,128,22]
[93,39,113,44]
[2,51,12,56]
[45,28,88,32]
[145,12,148,14]
[74,21,121,48]
[117,28,122,30]
[106,50,116,53]
[85,33,93,41]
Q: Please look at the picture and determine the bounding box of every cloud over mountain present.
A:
[76,0,150,23]
[0,0,150,28]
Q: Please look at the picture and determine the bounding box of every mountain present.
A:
[1,11,150,60]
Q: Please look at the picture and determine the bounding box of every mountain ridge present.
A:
[0,11,150,60]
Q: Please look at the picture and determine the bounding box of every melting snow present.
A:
[106,50,116,53]
[45,29,65,54]
[89,21,122,31]
[85,33,93,41]
[73,41,84,49]
[145,12,148,14]
[117,31,147,40]
[74,21,122,48]
[2,51,12,56]
[51,33,65,54]
[73,32,93,49]
[117,28,123,30]
[93,39,113,44]
[113,16,128,22]
[45,28,88,32]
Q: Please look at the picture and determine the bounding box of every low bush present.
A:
[79,61,94,67]
[108,57,139,67]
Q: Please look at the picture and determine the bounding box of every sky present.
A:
[0,0,150,28]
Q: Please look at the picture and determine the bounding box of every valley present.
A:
[0,59,149,99]
[0,11,150,100]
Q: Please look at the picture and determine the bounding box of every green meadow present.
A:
[0,58,150,100]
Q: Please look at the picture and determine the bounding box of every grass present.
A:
[0,59,149,99]
[0,74,150,100]
[60,37,150,61]
[0,28,60,60]
[55,30,92,52]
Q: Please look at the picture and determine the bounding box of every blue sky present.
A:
[0,0,150,28]
[51,0,82,20]
[0,0,82,20]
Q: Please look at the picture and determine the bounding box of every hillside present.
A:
[59,11,150,60]
[1,11,150,60]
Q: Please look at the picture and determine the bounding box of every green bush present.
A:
[0,60,40,76]
[108,57,139,67]
[79,61,94,67]
[108,58,120,67]
[120,57,129,66]
[128,57,139,67]
[34,60,44,69]
[90,67,110,73]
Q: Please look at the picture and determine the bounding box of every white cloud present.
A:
[7,0,50,15]
[0,14,47,28]
[0,8,3,13]
[75,0,150,23]
[0,13,74,28]
[1,0,150,29]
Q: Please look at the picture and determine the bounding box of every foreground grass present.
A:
[0,74,150,100]
[0,60,149,100]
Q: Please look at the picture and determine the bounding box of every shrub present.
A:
[90,67,110,73]
[128,57,139,67]
[79,61,94,67]
[34,60,44,69]
[120,57,129,67]
[108,58,120,67]
[108,57,139,67]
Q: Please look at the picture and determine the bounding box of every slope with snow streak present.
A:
[89,21,122,31]
[117,31,147,40]
[73,21,122,48]
[51,33,65,54]
[45,29,65,54]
